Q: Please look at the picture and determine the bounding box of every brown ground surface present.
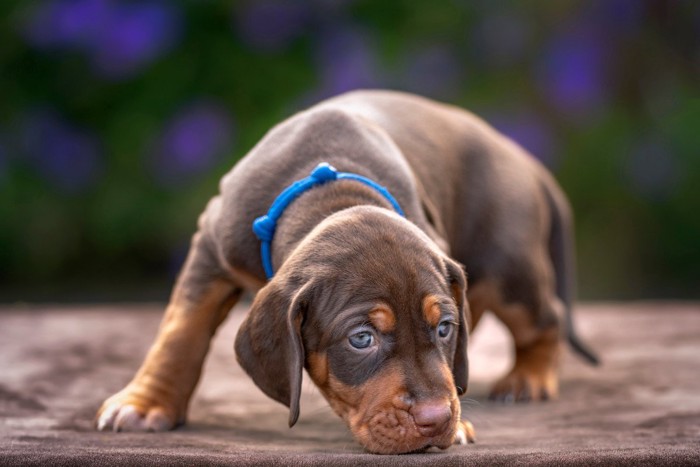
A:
[1,301,699,466]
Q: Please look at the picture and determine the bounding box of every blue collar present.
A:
[252,162,405,279]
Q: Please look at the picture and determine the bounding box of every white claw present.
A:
[454,428,468,445]
[97,404,119,432]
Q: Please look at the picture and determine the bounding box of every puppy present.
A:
[96,90,596,454]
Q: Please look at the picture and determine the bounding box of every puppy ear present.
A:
[234,278,312,427]
[445,259,470,396]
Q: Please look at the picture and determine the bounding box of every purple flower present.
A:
[150,101,234,187]
[22,0,111,49]
[534,26,608,120]
[488,110,558,168]
[91,2,182,79]
[313,25,382,98]
[399,45,463,99]
[20,109,102,194]
[21,0,182,79]
[584,0,646,39]
[235,0,310,52]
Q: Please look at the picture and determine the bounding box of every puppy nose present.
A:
[410,400,452,437]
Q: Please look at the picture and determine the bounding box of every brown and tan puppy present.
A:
[96,90,596,454]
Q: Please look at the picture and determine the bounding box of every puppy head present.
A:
[235,206,469,454]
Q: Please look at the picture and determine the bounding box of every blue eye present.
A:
[349,331,374,349]
[437,321,453,339]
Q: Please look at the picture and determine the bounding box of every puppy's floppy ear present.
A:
[234,277,312,427]
[445,258,469,396]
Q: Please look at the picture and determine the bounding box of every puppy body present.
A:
[97,90,586,453]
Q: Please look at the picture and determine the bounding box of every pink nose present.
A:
[410,401,452,437]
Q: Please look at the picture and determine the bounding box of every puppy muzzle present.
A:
[345,396,462,454]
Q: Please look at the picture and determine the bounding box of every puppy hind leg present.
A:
[488,304,560,402]
[96,231,243,432]
[488,260,562,403]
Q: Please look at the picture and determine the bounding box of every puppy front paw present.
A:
[96,387,180,432]
[454,419,476,445]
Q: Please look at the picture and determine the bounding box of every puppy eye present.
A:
[437,320,454,339]
[348,331,374,349]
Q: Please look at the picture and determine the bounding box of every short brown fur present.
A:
[96,90,594,453]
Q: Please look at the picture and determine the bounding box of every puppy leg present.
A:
[485,255,562,402]
[96,231,242,431]
[489,302,560,402]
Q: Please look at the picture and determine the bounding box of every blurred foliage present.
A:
[0,0,698,301]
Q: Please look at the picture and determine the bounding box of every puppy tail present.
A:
[541,174,601,366]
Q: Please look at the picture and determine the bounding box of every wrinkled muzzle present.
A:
[314,362,463,454]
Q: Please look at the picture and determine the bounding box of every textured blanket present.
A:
[1,302,699,466]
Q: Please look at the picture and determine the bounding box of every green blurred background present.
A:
[0,0,698,302]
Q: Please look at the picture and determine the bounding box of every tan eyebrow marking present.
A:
[369,305,396,333]
[422,294,442,327]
